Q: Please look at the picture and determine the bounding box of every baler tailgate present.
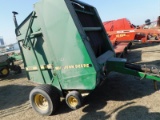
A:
[71,1,114,57]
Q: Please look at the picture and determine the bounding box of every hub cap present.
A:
[1,68,8,75]
[67,96,78,108]
[34,94,48,110]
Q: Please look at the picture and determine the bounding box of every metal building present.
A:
[0,36,4,46]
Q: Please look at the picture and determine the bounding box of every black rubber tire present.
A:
[13,65,22,74]
[29,85,60,116]
[66,91,83,110]
[0,67,10,77]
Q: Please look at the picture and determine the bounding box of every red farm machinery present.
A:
[103,18,160,57]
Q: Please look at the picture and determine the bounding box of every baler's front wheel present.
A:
[29,85,60,116]
[66,91,83,110]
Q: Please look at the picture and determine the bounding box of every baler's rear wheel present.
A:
[29,85,60,116]
[66,91,83,110]
[0,67,10,77]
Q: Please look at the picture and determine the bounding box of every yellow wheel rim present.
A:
[34,94,48,111]
[1,68,8,75]
[67,96,78,108]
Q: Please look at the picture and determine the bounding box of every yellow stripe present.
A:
[26,64,53,71]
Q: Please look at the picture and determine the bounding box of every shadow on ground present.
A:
[79,70,159,120]
[106,72,159,101]
[126,50,142,63]
[0,84,34,110]
[116,106,160,120]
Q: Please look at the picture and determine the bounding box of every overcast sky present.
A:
[0,0,159,45]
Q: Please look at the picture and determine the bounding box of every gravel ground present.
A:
[1,43,160,120]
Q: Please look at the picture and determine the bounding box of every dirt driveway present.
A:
[1,43,160,120]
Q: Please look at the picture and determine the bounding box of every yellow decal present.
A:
[55,64,91,70]
[116,34,126,38]
[26,64,53,71]
[26,64,92,71]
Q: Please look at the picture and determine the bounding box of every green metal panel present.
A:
[34,0,97,90]
[17,14,60,86]
[15,0,160,93]
[16,0,108,90]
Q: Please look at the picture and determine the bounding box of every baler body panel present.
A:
[15,0,115,90]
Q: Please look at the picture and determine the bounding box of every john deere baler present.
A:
[13,0,160,116]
